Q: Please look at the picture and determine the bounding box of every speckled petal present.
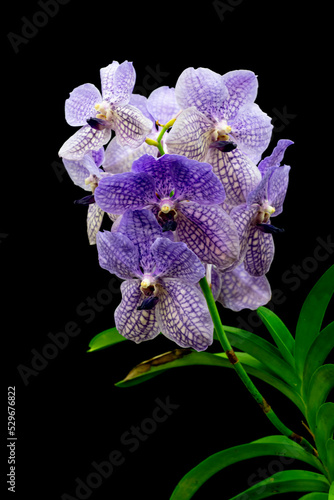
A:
[96,230,141,279]
[94,171,157,215]
[131,154,174,198]
[87,204,104,245]
[65,83,102,126]
[147,86,181,124]
[151,237,205,284]
[115,280,160,342]
[165,107,214,161]
[244,227,275,276]
[116,209,165,273]
[230,204,259,265]
[217,263,271,311]
[176,202,240,270]
[205,146,261,206]
[258,139,294,176]
[220,70,258,121]
[100,61,135,105]
[175,67,228,120]
[156,279,213,351]
[112,104,153,148]
[58,125,111,161]
[230,103,273,163]
[103,136,157,174]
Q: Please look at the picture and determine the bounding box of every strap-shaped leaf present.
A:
[298,494,330,499]
[170,436,327,500]
[222,325,300,389]
[257,306,295,367]
[326,439,334,483]
[306,364,334,432]
[115,350,304,412]
[229,470,330,500]
[329,480,334,498]
[302,322,334,399]
[295,264,334,376]
[315,403,334,468]
[87,327,127,352]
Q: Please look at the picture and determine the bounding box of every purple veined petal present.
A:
[65,83,102,126]
[130,93,155,124]
[244,227,275,276]
[131,154,174,198]
[94,171,157,215]
[58,125,111,161]
[163,154,226,205]
[115,280,161,343]
[147,86,182,125]
[156,279,213,351]
[81,151,104,178]
[258,139,294,176]
[151,237,205,284]
[96,230,141,279]
[116,209,165,273]
[230,103,273,164]
[62,158,92,190]
[176,202,240,270]
[205,146,262,206]
[87,203,104,245]
[175,67,229,120]
[230,203,259,265]
[267,165,291,216]
[219,70,258,121]
[112,104,153,148]
[100,61,135,105]
[165,107,214,161]
[217,263,271,311]
[210,265,223,301]
[103,136,157,174]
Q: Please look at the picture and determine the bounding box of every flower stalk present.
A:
[199,276,318,457]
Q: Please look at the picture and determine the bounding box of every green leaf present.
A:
[329,480,334,498]
[306,365,334,432]
[87,327,127,352]
[170,436,327,500]
[314,403,334,468]
[230,470,330,500]
[298,494,330,499]
[222,324,300,389]
[326,440,334,484]
[302,322,334,399]
[115,350,304,411]
[295,264,334,376]
[257,306,295,367]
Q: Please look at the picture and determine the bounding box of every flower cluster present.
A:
[59,61,292,351]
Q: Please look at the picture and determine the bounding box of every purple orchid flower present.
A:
[210,263,271,311]
[230,139,293,276]
[165,68,273,205]
[58,61,153,161]
[96,209,213,351]
[94,154,240,271]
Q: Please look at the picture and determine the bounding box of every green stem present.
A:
[199,277,318,456]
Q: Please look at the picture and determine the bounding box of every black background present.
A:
[2,1,333,499]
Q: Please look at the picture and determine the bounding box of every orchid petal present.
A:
[112,104,153,148]
[96,230,141,279]
[176,202,240,270]
[115,280,160,342]
[87,204,104,245]
[147,86,181,124]
[100,61,135,105]
[94,171,156,215]
[156,279,213,351]
[58,125,111,161]
[244,227,275,276]
[65,83,102,126]
[258,139,294,176]
[103,136,157,174]
[165,107,214,161]
[220,70,258,121]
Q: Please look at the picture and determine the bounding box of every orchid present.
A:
[94,153,240,270]
[96,209,213,351]
[59,61,334,500]
[165,67,273,205]
[230,139,292,276]
[58,61,153,160]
